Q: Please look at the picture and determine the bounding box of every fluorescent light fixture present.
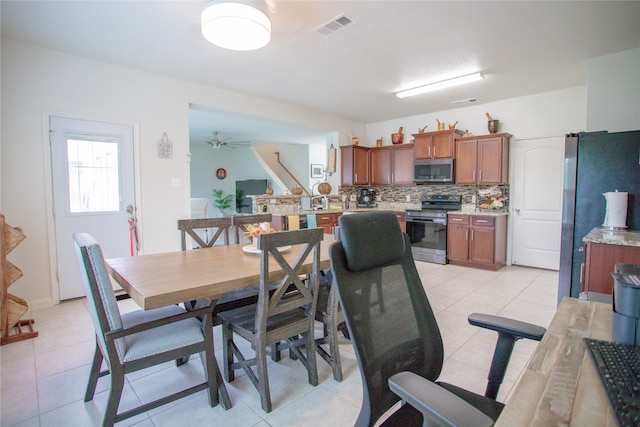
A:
[201,1,271,51]
[396,72,484,98]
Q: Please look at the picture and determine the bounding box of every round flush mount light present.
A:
[201,1,271,51]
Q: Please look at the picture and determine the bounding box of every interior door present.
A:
[511,137,564,270]
[50,116,136,300]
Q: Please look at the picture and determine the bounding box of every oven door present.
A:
[405,216,448,264]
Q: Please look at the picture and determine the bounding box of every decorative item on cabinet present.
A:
[436,119,445,131]
[376,137,383,147]
[391,126,404,144]
[350,130,359,146]
[449,121,459,130]
[418,125,428,133]
[486,112,499,134]
[463,130,472,137]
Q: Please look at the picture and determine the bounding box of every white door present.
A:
[511,137,564,270]
[50,116,137,300]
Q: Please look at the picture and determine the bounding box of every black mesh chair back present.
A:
[329,211,446,425]
[329,210,543,427]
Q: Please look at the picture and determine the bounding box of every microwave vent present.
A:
[313,14,356,37]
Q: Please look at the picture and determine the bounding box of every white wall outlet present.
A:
[406,195,411,202]
[171,178,181,188]
[350,195,357,201]
[270,199,276,204]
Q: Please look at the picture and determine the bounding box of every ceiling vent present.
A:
[313,14,356,36]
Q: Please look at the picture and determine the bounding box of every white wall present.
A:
[586,48,640,132]
[366,86,587,145]
[0,40,364,307]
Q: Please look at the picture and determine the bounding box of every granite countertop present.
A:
[583,227,640,247]
[443,203,507,217]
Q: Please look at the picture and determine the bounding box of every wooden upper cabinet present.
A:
[370,147,392,185]
[340,145,369,185]
[391,145,414,184]
[413,130,462,159]
[370,145,414,185]
[455,133,511,185]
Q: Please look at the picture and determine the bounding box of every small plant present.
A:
[212,189,233,215]
[235,189,249,213]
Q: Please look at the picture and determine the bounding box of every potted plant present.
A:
[235,189,249,213]
[212,189,233,216]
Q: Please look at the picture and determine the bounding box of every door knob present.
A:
[514,208,521,213]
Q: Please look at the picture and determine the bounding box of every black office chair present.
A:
[329,211,546,427]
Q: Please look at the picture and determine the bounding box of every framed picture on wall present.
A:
[311,164,323,178]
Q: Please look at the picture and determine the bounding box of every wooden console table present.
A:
[495,297,616,426]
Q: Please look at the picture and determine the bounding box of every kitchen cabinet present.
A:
[340,145,369,185]
[413,129,462,159]
[447,214,507,270]
[370,145,414,185]
[455,133,511,185]
[395,211,406,232]
[315,212,341,235]
[582,242,640,294]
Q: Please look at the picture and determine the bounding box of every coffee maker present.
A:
[357,188,377,208]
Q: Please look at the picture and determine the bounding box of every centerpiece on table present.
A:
[243,222,275,252]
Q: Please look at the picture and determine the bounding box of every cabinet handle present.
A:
[428,146,431,157]
[451,218,463,222]
[476,220,489,223]
[473,170,476,181]
[433,147,436,157]
[471,229,474,240]
[479,170,482,181]
[465,229,468,241]
[355,173,358,182]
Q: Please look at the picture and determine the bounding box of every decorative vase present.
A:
[488,120,499,134]
[391,133,403,144]
[318,181,332,195]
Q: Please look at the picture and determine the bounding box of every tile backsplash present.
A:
[252,184,509,215]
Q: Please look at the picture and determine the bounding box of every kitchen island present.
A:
[581,227,640,294]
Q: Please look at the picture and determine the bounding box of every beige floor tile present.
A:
[2,262,560,426]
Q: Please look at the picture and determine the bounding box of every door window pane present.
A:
[67,139,120,213]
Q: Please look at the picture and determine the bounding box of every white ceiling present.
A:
[2,1,639,144]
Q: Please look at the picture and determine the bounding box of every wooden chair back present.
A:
[232,213,273,244]
[177,217,232,250]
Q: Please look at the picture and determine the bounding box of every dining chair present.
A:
[219,227,324,413]
[314,269,345,381]
[73,233,230,427]
[329,211,546,426]
[231,213,273,244]
[177,217,232,250]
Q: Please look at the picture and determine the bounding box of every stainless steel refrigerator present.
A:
[558,130,640,303]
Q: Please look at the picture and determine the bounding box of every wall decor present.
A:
[216,167,227,180]
[157,132,173,159]
[311,164,323,178]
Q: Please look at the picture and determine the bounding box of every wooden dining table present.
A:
[106,234,335,311]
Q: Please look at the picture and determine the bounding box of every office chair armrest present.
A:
[106,305,213,340]
[468,313,545,341]
[389,372,494,427]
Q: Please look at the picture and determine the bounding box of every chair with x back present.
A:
[73,233,230,427]
[329,211,546,426]
[218,227,324,413]
[177,217,232,250]
[232,213,273,244]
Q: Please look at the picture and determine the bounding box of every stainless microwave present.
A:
[414,158,454,184]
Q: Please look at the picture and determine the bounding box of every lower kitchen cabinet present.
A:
[447,214,507,270]
[315,212,341,234]
[582,242,640,294]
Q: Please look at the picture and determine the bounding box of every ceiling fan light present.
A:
[396,72,484,98]
[201,1,271,51]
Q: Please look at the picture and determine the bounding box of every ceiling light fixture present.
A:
[396,72,484,99]
[201,0,271,51]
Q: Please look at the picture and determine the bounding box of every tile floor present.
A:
[1,263,559,427]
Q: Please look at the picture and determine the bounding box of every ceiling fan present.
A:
[206,131,251,149]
